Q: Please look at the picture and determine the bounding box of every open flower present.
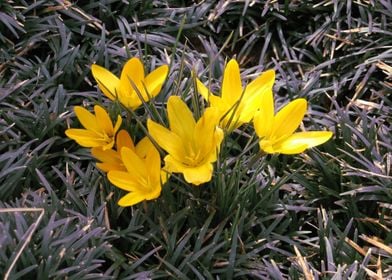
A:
[253,91,333,154]
[65,105,122,150]
[147,96,224,185]
[195,59,275,131]
[91,57,169,110]
[107,137,166,207]
[91,129,135,172]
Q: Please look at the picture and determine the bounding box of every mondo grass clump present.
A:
[1,0,391,279]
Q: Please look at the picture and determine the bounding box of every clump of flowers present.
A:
[253,91,333,154]
[195,59,275,131]
[91,57,168,110]
[65,57,332,206]
[147,96,224,185]
[65,105,122,150]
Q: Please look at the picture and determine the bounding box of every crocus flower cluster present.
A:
[65,57,332,207]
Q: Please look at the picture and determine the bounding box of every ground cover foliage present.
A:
[0,0,391,278]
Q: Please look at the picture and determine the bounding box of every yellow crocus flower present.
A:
[253,90,333,154]
[108,138,166,207]
[91,57,168,110]
[65,105,122,150]
[91,129,135,172]
[147,96,224,185]
[195,59,275,131]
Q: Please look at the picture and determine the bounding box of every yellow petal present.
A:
[253,90,275,138]
[135,137,155,159]
[116,130,135,151]
[167,96,196,141]
[96,162,125,172]
[119,57,145,101]
[184,163,213,185]
[107,170,140,192]
[233,92,260,126]
[74,106,99,133]
[147,119,186,160]
[193,108,222,161]
[237,70,275,125]
[118,192,146,207]
[144,183,162,200]
[113,115,122,134]
[145,146,162,189]
[161,170,170,185]
[221,59,243,104]
[196,128,223,164]
[65,128,96,140]
[258,139,279,154]
[120,147,147,182]
[94,105,113,135]
[273,98,307,139]
[273,131,333,154]
[65,129,109,148]
[213,127,224,156]
[91,64,119,100]
[245,69,275,98]
[261,140,307,154]
[165,156,213,185]
[102,140,115,151]
[194,107,218,140]
[145,64,169,97]
[91,147,119,165]
[195,78,214,101]
[209,95,222,108]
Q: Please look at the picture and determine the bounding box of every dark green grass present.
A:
[1,0,391,279]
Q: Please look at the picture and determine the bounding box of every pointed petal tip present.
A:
[126,56,143,65]
[226,59,240,72]
[93,104,106,114]
[117,192,145,207]
[160,64,169,73]
[288,97,307,107]
[227,58,239,66]
[73,105,87,114]
[273,130,333,154]
[90,63,102,73]
[167,95,181,104]
[263,69,276,83]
